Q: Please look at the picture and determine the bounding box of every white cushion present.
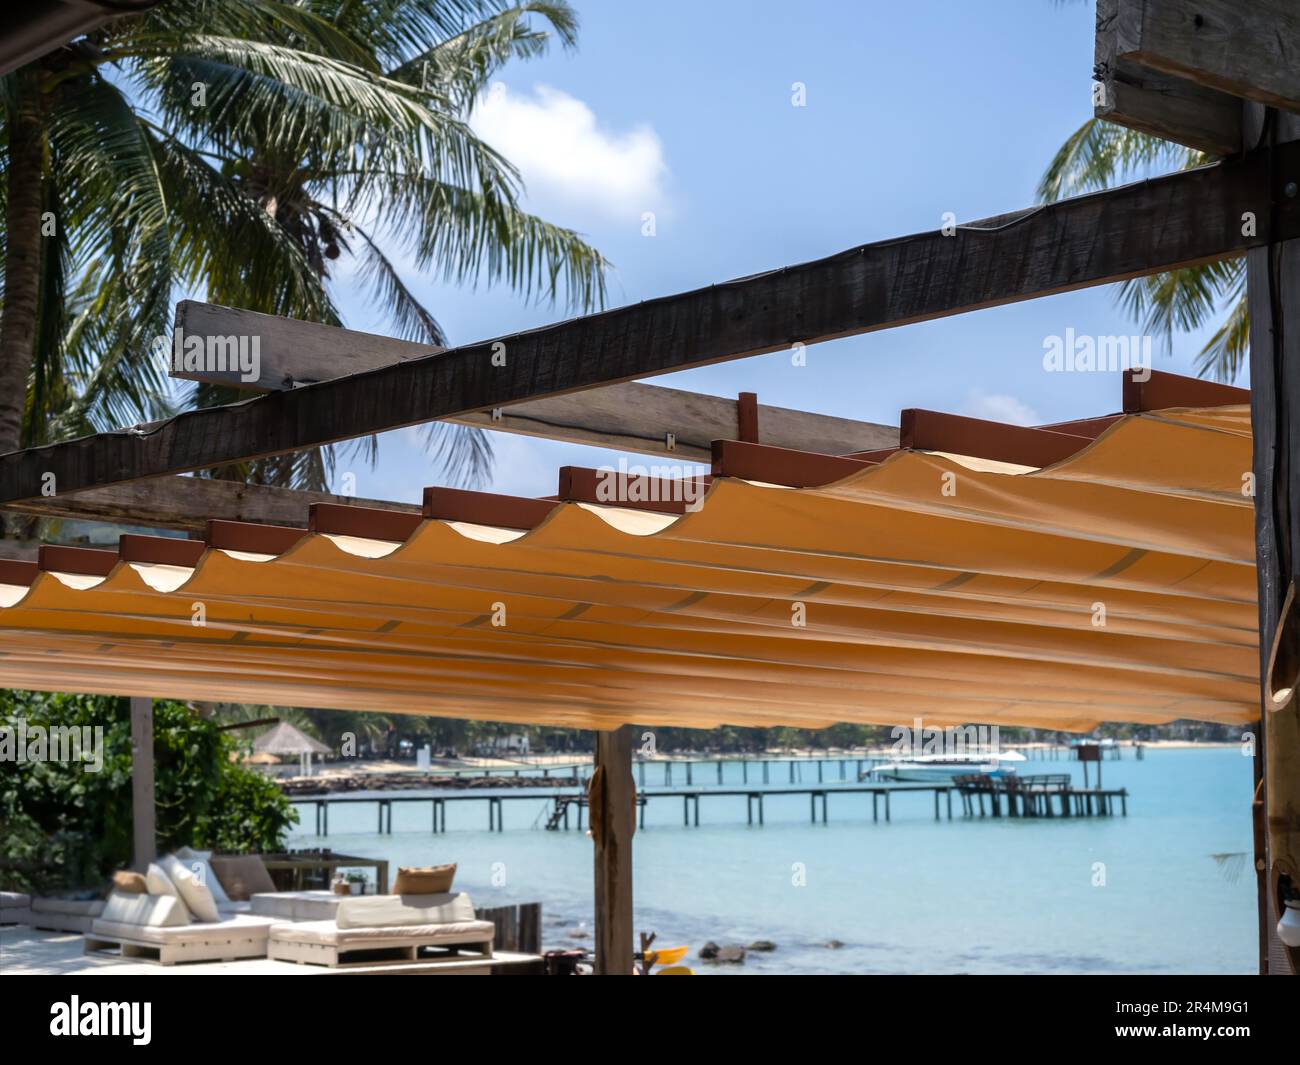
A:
[249,891,342,921]
[100,889,189,927]
[0,891,31,908]
[269,918,494,947]
[91,913,274,945]
[335,891,475,929]
[175,845,212,862]
[175,855,230,905]
[145,862,181,901]
[158,854,219,923]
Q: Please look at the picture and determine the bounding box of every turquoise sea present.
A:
[284,747,1256,974]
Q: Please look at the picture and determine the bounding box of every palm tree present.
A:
[1038,118,1244,384]
[0,0,609,491]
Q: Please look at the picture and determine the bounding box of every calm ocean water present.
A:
[285,747,1255,974]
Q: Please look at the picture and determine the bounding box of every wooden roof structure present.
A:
[0,371,1257,734]
[3,0,1299,976]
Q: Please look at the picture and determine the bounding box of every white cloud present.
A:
[471,82,669,221]
[963,390,1040,427]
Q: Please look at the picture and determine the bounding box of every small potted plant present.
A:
[345,871,367,895]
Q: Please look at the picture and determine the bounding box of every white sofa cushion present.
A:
[91,913,275,945]
[335,891,475,929]
[269,918,494,947]
[249,892,342,921]
[158,854,219,923]
[100,889,189,927]
[145,862,181,900]
[0,891,31,909]
[177,855,230,906]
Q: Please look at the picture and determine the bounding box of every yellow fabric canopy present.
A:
[0,405,1257,732]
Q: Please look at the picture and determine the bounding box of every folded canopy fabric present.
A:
[0,402,1258,732]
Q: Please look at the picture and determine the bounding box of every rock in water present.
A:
[822,939,845,949]
[716,945,746,963]
[748,939,777,952]
[698,940,720,959]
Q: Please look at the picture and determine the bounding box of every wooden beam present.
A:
[130,696,156,872]
[1246,105,1300,976]
[899,409,1094,467]
[737,392,760,443]
[1095,0,1241,156]
[557,465,708,515]
[3,475,419,532]
[171,301,442,391]
[460,381,894,461]
[5,143,1300,505]
[592,724,635,976]
[1110,0,1300,115]
[1122,366,1249,411]
[423,487,557,530]
[174,301,897,461]
[711,439,875,487]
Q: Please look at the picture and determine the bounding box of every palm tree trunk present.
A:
[0,70,46,457]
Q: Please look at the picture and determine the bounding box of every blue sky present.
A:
[327,0,1226,503]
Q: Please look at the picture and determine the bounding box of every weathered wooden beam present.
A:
[172,301,896,461]
[3,475,419,532]
[0,537,40,561]
[459,381,895,461]
[1109,0,1300,116]
[1246,104,1300,977]
[5,143,1300,505]
[592,724,635,976]
[1095,0,1241,155]
[171,301,443,391]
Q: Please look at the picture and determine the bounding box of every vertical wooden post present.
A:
[592,724,635,975]
[129,696,155,870]
[737,391,760,443]
[1247,103,1300,976]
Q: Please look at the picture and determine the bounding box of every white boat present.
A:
[863,750,1026,783]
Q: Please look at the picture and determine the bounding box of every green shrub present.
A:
[0,690,297,893]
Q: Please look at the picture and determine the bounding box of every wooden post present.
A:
[129,696,155,870]
[592,725,636,975]
[1247,104,1300,976]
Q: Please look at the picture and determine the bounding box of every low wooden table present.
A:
[257,851,389,894]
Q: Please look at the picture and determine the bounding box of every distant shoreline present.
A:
[273,738,1240,790]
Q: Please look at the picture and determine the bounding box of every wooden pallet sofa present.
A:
[30,896,104,933]
[267,891,494,967]
[84,891,276,965]
[0,892,33,927]
[83,852,276,965]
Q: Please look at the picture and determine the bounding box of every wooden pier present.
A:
[291,774,1127,834]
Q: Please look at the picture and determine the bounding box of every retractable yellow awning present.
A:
[0,400,1257,732]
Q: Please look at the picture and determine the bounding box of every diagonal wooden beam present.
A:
[3,142,1300,505]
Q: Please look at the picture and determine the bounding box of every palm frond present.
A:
[1037,118,1205,204]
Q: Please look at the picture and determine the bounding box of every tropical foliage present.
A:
[0,0,609,489]
[0,689,298,893]
[1038,119,1246,382]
